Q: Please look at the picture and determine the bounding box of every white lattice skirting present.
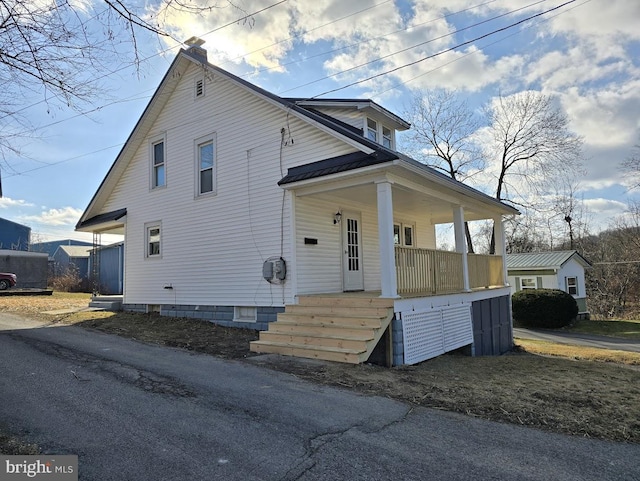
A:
[401,304,473,365]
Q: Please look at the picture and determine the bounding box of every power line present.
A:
[3,0,581,179]
[370,0,592,98]
[278,0,547,95]
[309,0,579,99]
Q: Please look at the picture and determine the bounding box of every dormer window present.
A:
[382,126,392,148]
[366,118,394,149]
[367,118,377,141]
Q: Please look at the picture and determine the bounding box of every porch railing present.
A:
[395,247,504,296]
[395,247,464,295]
[467,253,504,289]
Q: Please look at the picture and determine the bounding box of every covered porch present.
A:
[251,154,518,365]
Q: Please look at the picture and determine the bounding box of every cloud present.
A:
[561,82,640,148]
[584,198,628,213]
[0,197,34,209]
[21,207,83,226]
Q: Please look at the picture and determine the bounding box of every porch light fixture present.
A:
[333,211,342,224]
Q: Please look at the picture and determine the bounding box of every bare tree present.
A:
[620,142,640,191]
[583,202,640,318]
[484,91,583,253]
[0,0,246,165]
[402,90,484,252]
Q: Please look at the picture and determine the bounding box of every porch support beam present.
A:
[376,180,398,298]
[453,206,471,292]
[493,215,508,285]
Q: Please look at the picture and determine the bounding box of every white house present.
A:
[76,40,519,366]
[506,250,591,314]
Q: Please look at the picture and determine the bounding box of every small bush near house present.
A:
[49,267,92,293]
[512,288,578,329]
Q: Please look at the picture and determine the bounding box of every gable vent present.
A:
[195,78,204,98]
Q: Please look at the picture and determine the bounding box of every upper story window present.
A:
[382,126,392,148]
[196,134,216,196]
[151,137,166,189]
[367,118,377,141]
[365,118,394,149]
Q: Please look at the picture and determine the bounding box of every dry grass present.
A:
[517,338,640,365]
[1,293,639,446]
[566,318,640,340]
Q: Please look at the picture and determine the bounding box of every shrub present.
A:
[512,288,578,329]
[49,266,92,293]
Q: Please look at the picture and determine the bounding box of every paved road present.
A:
[514,327,640,352]
[1,313,639,481]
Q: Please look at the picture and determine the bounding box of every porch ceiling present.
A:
[284,159,516,223]
[303,181,497,224]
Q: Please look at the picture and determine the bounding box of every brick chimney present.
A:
[184,36,207,61]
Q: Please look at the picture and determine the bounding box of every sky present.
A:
[0,0,638,244]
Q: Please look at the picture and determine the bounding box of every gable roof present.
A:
[56,245,91,258]
[506,251,592,270]
[77,45,518,229]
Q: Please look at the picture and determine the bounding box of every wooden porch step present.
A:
[285,305,390,318]
[251,294,395,365]
[267,322,375,340]
[297,295,394,309]
[249,340,363,364]
[277,313,383,328]
[258,332,368,351]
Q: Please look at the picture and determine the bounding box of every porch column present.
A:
[493,215,508,286]
[376,180,398,298]
[453,206,471,292]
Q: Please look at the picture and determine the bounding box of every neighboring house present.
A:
[0,217,30,251]
[31,239,93,258]
[506,250,591,314]
[52,245,91,280]
[76,40,519,366]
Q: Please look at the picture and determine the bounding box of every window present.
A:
[197,137,215,195]
[404,225,414,247]
[234,306,256,323]
[195,78,204,98]
[394,222,415,247]
[151,139,166,188]
[366,118,377,141]
[146,223,161,258]
[521,278,537,289]
[566,276,578,296]
[382,126,392,148]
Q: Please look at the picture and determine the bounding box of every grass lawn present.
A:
[565,318,640,340]
[1,292,639,452]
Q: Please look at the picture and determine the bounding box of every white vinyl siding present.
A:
[295,196,436,295]
[101,61,356,307]
[307,107,365,131]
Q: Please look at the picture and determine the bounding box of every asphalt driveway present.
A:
[1,313,638,481]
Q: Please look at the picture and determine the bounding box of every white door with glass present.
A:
[342,211,364,291]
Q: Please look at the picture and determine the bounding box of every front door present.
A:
[342,211,364,291]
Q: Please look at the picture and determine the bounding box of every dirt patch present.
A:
[1,293,639,445]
